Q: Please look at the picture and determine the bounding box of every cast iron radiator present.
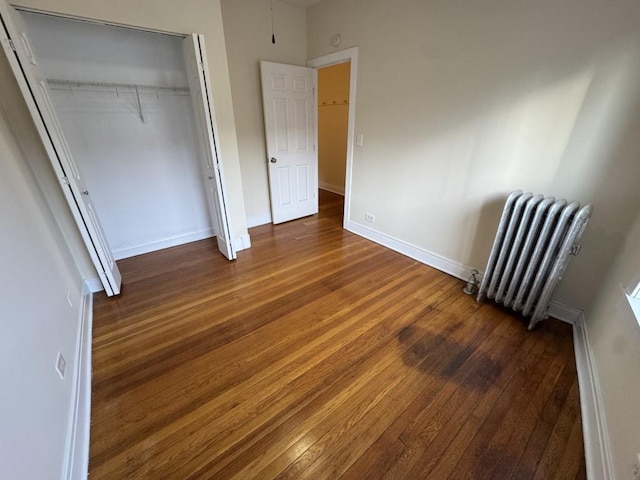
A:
[477,190,593,330]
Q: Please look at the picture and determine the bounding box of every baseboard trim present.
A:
[319,182,345,196]
[234,233,252,252]
[83,276,103,293]
[548,300,583,325]
[345,221,475,281]
[113,228,215,260]
[572,315,614,480]
[64,284,93,480]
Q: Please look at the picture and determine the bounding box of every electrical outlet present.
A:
[365,213,375,223]
[56,352,66,380]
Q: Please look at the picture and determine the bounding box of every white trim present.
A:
[64,284,93,480]
[572,315,614,480]
[346,220,475,281]
[247,213,272,229]
[112,228,215,260]
[233,233,251,252]
[84,277,103,293]
[308,47,358,231]
[319,182,345,196]
[548,300,583,325]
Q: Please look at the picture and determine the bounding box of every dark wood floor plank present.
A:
[383,312,544,479]
[89,190,585,479]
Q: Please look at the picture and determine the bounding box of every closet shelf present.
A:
[46,78,190,95]
[46,79,191,124]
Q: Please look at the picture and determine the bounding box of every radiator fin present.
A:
[477,190,592,330]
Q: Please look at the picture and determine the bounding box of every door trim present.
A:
[307,47,358,230]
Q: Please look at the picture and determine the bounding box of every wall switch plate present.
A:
[56,352,66,379]
[365,213,375,223]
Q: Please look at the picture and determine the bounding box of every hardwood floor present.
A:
[90,190,585,479]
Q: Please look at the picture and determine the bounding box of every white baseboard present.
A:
[319,182,345,196]
[83,276,103,293]
[572,315,614,480]
[234,233,252,252]
[345,221,476,281]
[247,213,272,229]
[548,300,583,325]
[113,228,215,260]
[64,284,93,480]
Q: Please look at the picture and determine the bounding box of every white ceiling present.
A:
[280,0,323,8]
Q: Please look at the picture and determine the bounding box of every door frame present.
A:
[307,46,358,230]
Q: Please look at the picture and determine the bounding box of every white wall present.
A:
[586,211,640,478]
[221,0,307,227]
[23,13,213,259]
[307,0,640,311]
[7,0,249,258]
[0,103,84,478]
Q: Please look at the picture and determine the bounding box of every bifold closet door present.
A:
[0,0,122,295]
[182,33,236,260]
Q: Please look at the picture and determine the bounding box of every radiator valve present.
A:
[463,269,480,295]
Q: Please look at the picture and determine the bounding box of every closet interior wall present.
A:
[317,62,350,195]
[22,12,214,260]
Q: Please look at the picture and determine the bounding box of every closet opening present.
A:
[22,12,214,259]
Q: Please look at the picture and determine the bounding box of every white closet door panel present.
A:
[0,0,121,295]
[182,33,235,260]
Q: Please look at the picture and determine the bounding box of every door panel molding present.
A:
[260,61,318,225]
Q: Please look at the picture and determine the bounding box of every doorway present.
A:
[308,47,358,230]
[317,61,350,198]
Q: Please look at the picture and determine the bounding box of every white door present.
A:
[183,34,236,260]
[0,1,122,296]
[260,61,318,224]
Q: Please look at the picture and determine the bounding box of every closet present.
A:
[20,12,220,261]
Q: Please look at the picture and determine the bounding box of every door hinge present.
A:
[61,176,70,186]
[8,38,16,52]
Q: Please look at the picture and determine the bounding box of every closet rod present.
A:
[46,78,190,95]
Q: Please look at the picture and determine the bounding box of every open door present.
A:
[0,1,122,295]
[182,34,235,260]
[260,61,318,224]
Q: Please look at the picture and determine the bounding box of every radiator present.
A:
[477,190,593,330]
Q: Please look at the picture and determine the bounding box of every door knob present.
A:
[81,191,89,195]
[270,157,277,164]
